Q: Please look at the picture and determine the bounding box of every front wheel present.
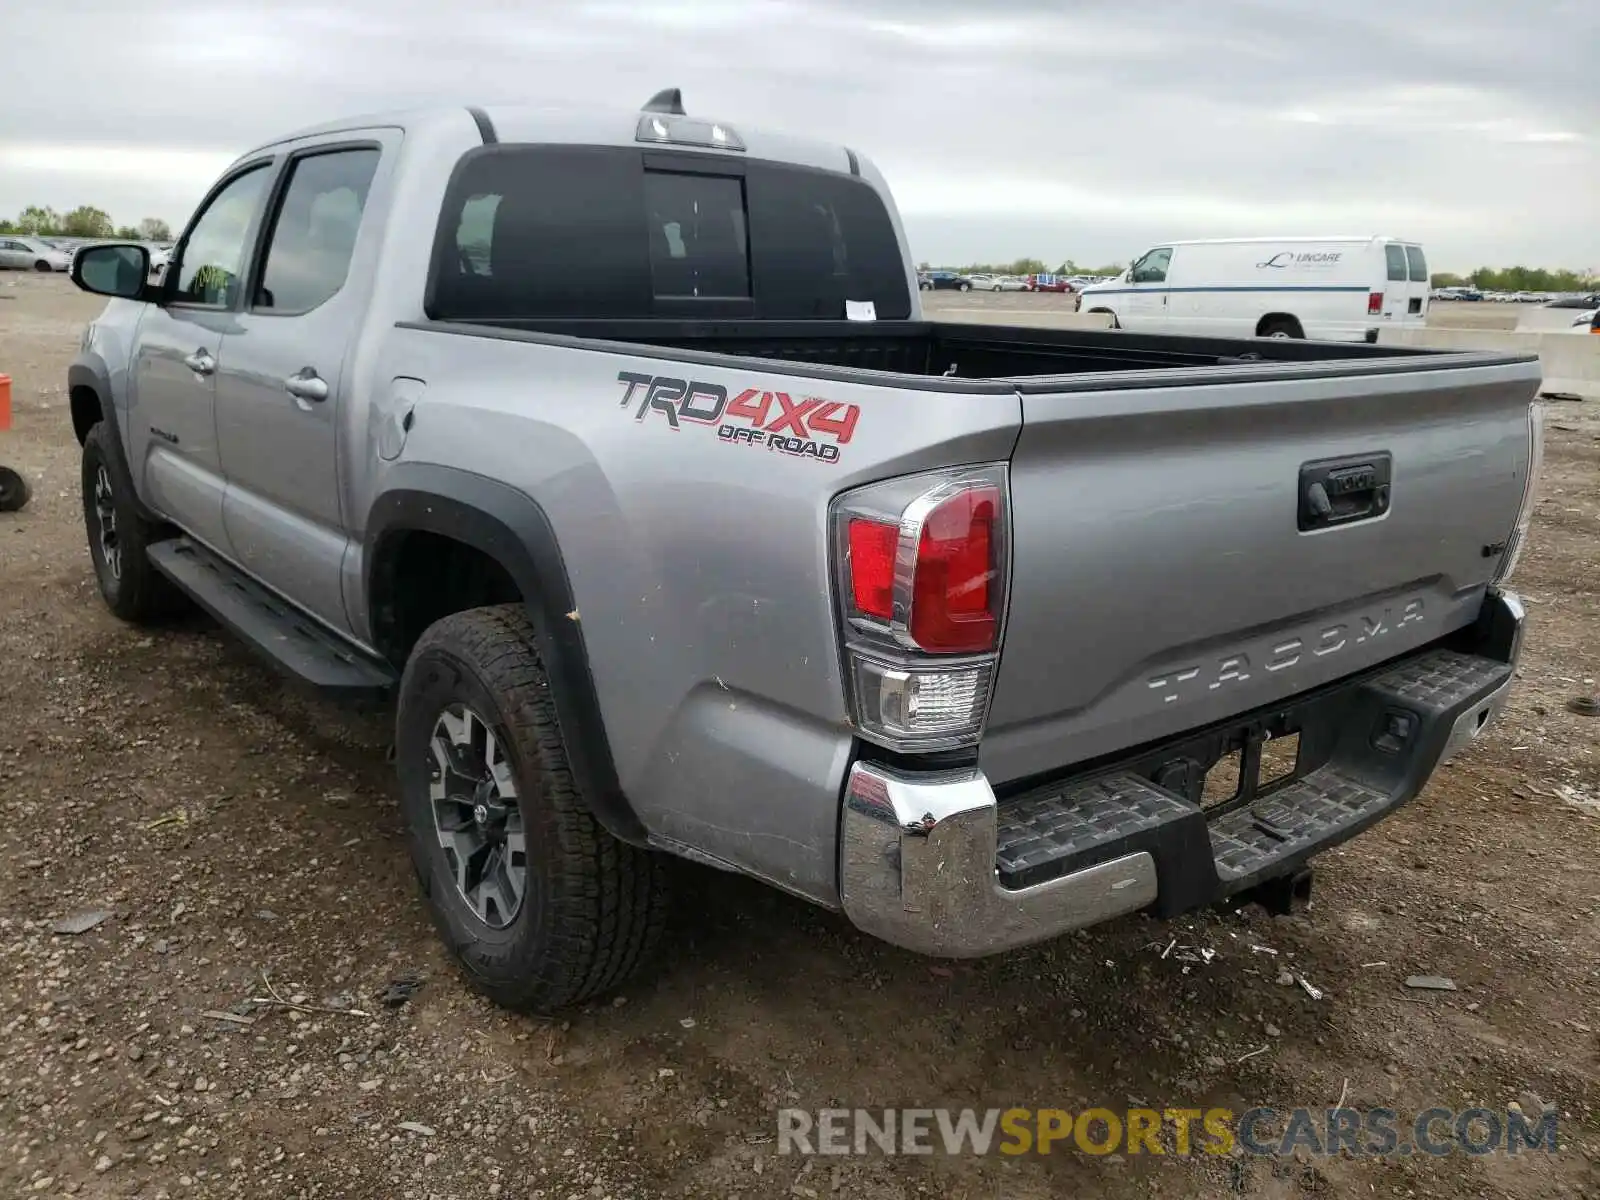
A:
[0,466,30,512]
[396,605,670,1013]
[81,423,186,622]
[34,260,53,272]
[958,282,971,292]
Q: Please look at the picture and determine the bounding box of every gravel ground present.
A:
[2,271,1597,1199]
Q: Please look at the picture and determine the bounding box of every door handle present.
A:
[284,370,329,404]
[182,349,215,376]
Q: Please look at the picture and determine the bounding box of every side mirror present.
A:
[71,243,151,300]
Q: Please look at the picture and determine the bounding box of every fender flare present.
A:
[364,464,647,845]
[68,357,162,524]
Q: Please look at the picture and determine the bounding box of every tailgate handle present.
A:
[1298,452,1392,532]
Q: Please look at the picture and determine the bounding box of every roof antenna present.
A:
[642,88,686,116]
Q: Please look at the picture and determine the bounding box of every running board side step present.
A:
[147,538,397,698]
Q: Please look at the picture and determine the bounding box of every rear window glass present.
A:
[428,145,910,321]
[1384,244,1407,282]
[1404,244,1428,283]
[643,171,750,299]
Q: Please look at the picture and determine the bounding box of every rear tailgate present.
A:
[981,354,1541,786]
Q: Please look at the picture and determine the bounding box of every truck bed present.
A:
[407,317,1503,392]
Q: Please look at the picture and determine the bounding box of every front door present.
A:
[214,139,388,634]
[131,162,274,553]
[1124,246,1173,331]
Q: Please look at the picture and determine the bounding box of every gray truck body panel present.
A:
[69,101,1541,924]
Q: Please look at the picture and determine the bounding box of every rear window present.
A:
[428,145,911,321]
[643,171,750,299]
[1404,244,1428,283]
[1384,244,1408,283]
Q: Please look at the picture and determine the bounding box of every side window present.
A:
[1132,248,1172,284]
[433,145,653,320]
[174,165,271,307]
[642,170,749,298]
[255,148,381,313]
[1385,244,1408,283]
[1405,244,1428,283]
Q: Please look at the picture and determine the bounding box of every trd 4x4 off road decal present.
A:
[616,371,859,464]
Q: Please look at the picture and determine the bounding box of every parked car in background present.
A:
[0,235,72,272]
[1545,293,1600,309]
[1078,236,1429,341]
[962,273,1027,292]
[1026,273,1075,293]
[919,270,971,291]
[145,243,172,280]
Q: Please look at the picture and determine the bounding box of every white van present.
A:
[1076,237,1430,342]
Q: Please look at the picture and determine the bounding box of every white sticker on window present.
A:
[845,299,877,322]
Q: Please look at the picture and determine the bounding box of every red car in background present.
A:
[1026,273,1077,293]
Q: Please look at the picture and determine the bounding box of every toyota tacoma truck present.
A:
[66,91,1543,1013]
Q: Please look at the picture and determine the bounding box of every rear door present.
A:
[1380,242,1414,326]
[0,240,30,269]
[214,136,390,633]
[981,356,1540,786]
[1401,244,1430,326]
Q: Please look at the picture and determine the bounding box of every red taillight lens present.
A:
[847,517,898,621]
[910,486,999,653]
[1368,291,1383,315]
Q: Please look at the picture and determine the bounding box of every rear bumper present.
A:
[839,590,1523,958]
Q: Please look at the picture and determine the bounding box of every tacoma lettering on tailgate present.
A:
[1147,598,1426,704]
[617,371,859,464]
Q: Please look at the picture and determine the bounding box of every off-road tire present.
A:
[81,422,186,622]
[396,605,669,1012]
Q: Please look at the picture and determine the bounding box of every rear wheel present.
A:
[396,605,670,1013]
[1259,316,1304,339]
[81,423,186,622]
[958,282,971,292]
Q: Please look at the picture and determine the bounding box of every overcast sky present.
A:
[2,0,1594,271]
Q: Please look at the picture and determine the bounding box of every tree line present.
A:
[920,258,1127,276]
[0,205,172,243]
[1430,267,1596,293]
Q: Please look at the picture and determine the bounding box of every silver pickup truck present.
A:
[66,91,1543,1012]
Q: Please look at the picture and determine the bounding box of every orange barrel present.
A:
[0,374,11,431]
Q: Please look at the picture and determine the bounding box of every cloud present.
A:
[0,0,1593,269]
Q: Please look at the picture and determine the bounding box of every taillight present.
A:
[832,465,1009,752]
[911,486,998,653]
[847,518,898,621]
[1368,291,1384,315]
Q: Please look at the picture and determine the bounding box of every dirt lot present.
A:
[2,271,1597,1199]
